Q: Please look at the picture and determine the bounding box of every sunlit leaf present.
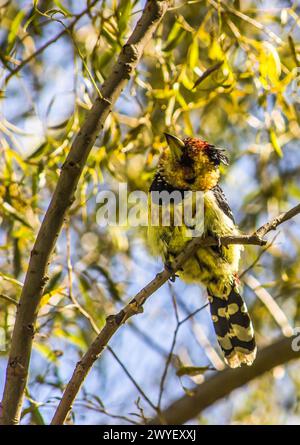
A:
[163,22,186,52]
[21,403,45,425]
[54,327,87,349]
[23,11,37,33]
[34,342,60,362]
[39,286,65,308]
[7,10,25,50]
[188,38,199,70]
[53,0,72,16]
[269,128,283,157]
[117,0,132,37]
[259,42,281,86]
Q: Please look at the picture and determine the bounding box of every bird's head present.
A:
[156,133,229,191]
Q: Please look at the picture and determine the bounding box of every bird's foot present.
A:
[164,261,179,282]
[215,235,222,248]
[213,235,228,250]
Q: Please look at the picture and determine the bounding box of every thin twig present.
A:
[52,204,300,424]
[50,202,300,425]
[176,297,224,370]
[128,323,169,358]
[107,346,157,413]
[0,294,18,306]
[157,299,209,411]
[71,401,140,425]
[149,335,300,425]
[208,0,283,45]
[244,274,293,337]
[157,325,179,410]
[256,203,300,238]
[59,261,156,413]
[3,0,101,85]
[240,232,279,278]
[0,0,170,426]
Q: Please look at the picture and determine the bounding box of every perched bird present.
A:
[148,133,256,368]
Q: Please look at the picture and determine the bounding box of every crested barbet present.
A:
[147,133,256,368]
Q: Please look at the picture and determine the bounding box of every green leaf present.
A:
[102,26,118,47]
[31,406,45,425]
[97,49,114,69]
[117,0,132,37]
[54,327,87,349]
[34,342,60,362]
[163,22,186,52]
[53,0,72,16]
[21,403,45,425]
[23,11,37,33]
[7,10,25,50]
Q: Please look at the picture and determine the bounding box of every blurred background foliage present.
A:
[1,0,300,425]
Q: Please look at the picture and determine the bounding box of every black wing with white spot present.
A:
[212,184,235,224]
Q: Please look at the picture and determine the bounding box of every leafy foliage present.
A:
[1,0,300,425]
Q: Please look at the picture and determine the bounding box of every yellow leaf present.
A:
[259,42,281,86]
[188,38,199,69]
[39,287,65,308]
[269,128,283,157]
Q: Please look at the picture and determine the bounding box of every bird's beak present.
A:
[164,133,185,160]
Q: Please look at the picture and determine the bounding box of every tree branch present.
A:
[149,335,300,424]
[0,294,18,306]
[0,0,170,425]
[50,203,300,424]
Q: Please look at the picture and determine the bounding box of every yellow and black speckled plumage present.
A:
[148,134,256,368]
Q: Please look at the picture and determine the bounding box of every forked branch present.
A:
[51,202,300,424]
[0,0,170,426]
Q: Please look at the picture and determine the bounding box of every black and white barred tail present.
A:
[207,284,256,368]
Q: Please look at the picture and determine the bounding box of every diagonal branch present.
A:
[149,335,300,424]
[0,0,170,426]
[50,203,300,425]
